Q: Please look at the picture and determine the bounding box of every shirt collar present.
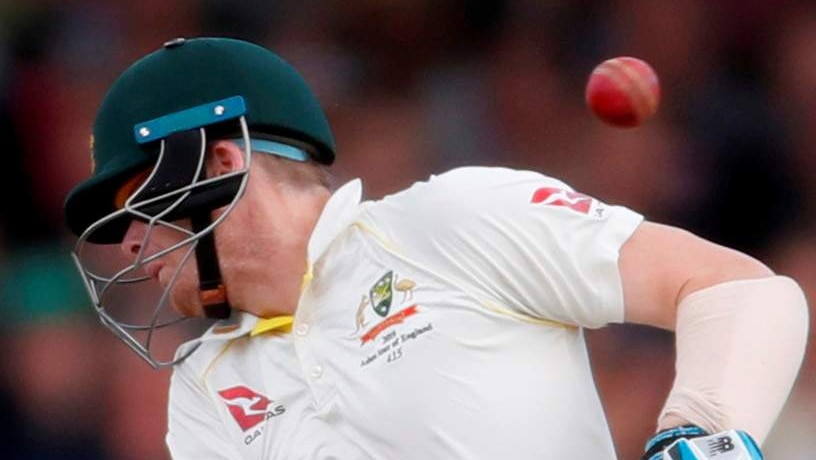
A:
[250,315,294,336]
[198,311,295,342]
[198,311,257,342]
[307,178,363,264]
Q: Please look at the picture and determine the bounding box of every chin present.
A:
[170,287,204,318]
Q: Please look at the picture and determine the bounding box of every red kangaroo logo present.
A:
[531,187,593,214]
[218,386,273,431]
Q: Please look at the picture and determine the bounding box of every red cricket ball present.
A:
[585,56,660,128]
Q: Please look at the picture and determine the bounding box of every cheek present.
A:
[212,224,252,273]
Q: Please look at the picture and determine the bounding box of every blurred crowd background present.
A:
[1,0,814,458]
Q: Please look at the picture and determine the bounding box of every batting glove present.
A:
[642,425,764,460]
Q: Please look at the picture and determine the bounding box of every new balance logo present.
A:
[707,435,735,454]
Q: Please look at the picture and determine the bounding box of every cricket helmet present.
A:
[65,37,333,367]
[65,36,335,243]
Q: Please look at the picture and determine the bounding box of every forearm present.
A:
[657,276,809,444]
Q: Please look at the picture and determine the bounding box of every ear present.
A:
[207,140,247,176]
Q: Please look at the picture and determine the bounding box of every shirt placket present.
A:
[292,266,334,408]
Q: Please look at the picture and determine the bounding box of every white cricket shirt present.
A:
[167,166,643,459]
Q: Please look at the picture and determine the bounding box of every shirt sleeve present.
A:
[166,362,243,460]
[369,167,643,328]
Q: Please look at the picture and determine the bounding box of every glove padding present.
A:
[643,425,763,460]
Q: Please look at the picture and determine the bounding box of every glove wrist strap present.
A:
[643,425,709,460]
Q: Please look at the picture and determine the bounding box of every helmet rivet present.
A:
[214,105,225,116]
[163,37,186,49]
[138,127,151,137]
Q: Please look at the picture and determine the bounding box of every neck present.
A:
[228,184,331,318]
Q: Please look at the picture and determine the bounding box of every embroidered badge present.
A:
[370,271,394,317]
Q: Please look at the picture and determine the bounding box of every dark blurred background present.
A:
[0,1,813,458]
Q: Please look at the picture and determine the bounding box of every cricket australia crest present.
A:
[353,269,432,368]
[370,271,394,317]
[354,270,420,343]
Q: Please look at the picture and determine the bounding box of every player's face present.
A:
[118,176,299,318]
[114,144,249,318]
[120,218,204,317]
[116,142,322,319]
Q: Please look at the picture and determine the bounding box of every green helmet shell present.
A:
[65,37,334,241]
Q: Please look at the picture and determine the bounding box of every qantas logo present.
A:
[218,385,286,432]
[531,187,595,215]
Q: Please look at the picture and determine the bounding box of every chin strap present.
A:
[190,211,231,319]
[189,126,230,320]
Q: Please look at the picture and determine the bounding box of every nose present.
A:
[120,219,148,259]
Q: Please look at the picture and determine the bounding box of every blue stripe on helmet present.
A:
[134,96,247,144]
[229,138,309,162]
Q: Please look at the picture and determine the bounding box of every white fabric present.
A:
[658,276,809,444]
[166,166,643,459]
